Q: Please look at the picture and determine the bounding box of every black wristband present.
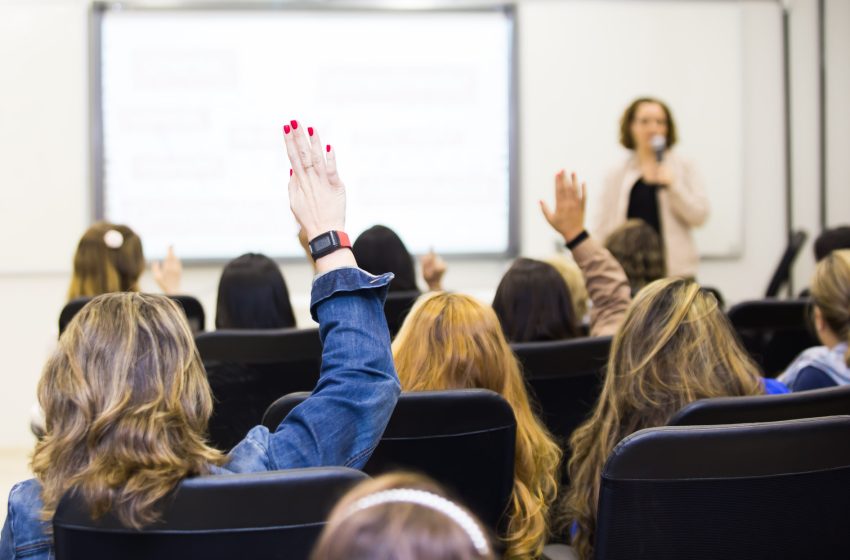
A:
[565,230,589,251]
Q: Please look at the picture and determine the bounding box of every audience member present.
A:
[0,122,400,560]
[67,221,146,300]
[392,292,561,559]
[544,256,589,325]
[353,225,419,292]
[311,472,495,560]
[593,97,709,277]
[215,253,296,329]
[814,225,850,262]
[604,218,666,295]
[779,249,850,391]
[563,278,788,560]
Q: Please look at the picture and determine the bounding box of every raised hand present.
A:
[420,250,447,291]
[540,170,587,242]
[152,245,182,295]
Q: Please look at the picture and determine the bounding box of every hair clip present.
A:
[343,488,489,555]
[103,229,124,249]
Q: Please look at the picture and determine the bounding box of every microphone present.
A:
[651,134,666,163]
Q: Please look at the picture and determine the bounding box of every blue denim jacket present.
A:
[0,267,400,560]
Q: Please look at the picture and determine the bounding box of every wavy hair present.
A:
[312,472,495,560]
[563,278,764,560]
[67,222,145,300]
[392,292,562,559]
[811,249,850,366]
[604,218,666,295]
[32,292,225,528]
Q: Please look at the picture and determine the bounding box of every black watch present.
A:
[308,231,352,260]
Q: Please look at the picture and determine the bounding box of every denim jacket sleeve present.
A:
[220,267,401,473]
[0,479,52,560]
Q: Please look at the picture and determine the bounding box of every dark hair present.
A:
[619,97,678,150]
[352,225,418,292]
[215,253,296,329]
[814,226,850,262]
[604,219,667,295]
[492,258,580,343]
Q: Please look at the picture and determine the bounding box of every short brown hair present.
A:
[619,97,678,150]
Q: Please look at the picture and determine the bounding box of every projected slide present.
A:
[98,8,514,260]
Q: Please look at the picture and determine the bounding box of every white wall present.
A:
[0,0,847,451]
[825,0,850,227]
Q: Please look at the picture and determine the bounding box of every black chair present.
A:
[669,384,850,426]
[195,328,322,451]
[585,416,850,559]
[59,294,206,335]
[765,229,807,297]
[383,290,420,337]
[511,336,611,484]
[263,389,516,533]
[727,298,819,375]
[53,467,367,560]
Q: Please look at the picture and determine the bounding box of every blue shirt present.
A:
[0,267,400,560]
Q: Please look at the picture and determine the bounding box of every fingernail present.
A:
[326,145,331,153]
[283,124,291,134]
[289,169,293,177]
[290,120,298,130]
[308,127,314,137]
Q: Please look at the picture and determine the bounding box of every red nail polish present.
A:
[283,124,291,134]
[289,169,293,176]
[290,120,298,130]
[326,145,331,153]
[308,127,314,137]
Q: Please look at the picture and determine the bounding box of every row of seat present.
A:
[52,386,850,559]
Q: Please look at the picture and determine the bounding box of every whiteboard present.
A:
[96,7,515,260]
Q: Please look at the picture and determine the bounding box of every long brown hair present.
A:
[32,292,225,528]
[811,249,850,366]
[564,278,763,560]
[311,472,495,560]
[392,292,562,559]
[67,222,145,300]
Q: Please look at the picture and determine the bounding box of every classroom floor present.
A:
[0,448,34,526]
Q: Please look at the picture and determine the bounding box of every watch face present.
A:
[313,237,333,252]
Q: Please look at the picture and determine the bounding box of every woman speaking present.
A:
[593,97,709,278]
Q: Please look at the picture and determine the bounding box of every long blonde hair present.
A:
[67,222,145,301]
[312,472,495,560]
[811,249,850,365]
[392,292,562,559]
[565,278,764,560]
[32,292,225,528]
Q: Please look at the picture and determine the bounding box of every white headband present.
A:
[103,229,124,249]
[342,488,490,556]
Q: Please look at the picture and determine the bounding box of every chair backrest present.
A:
[263,389,516,532]
[195,328,322,451]
[53,467,367,560]
[668,383,850,426]
[511,336,611,483]
[727,298,819,375]
[594,416,850,560]
[383,290,420,337]
[765,229,807,297]
[59,294,206,336]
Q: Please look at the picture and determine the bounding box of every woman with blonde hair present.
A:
[393,292,561,559]
[67,221,146,300]
[779,249,850,391]
[563,278,788,560]
[311,472,495,560]
[1,123,401,559]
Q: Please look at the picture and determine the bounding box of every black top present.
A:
[627,178,662,236]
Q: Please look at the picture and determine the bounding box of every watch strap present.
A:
[309,230,351,260]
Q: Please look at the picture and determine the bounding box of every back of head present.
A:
[68,222,145,300]
[352,225,417,292]
[811,249,850,366]
[814,226,850,262]
[604,219,666,295]
[312,473,494,560]
[215,253,296,329]
[565,277,762,560]
[392,292,561,558]
[33,292,223,528]
[544,256,589,321]
[492,258,579,342]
